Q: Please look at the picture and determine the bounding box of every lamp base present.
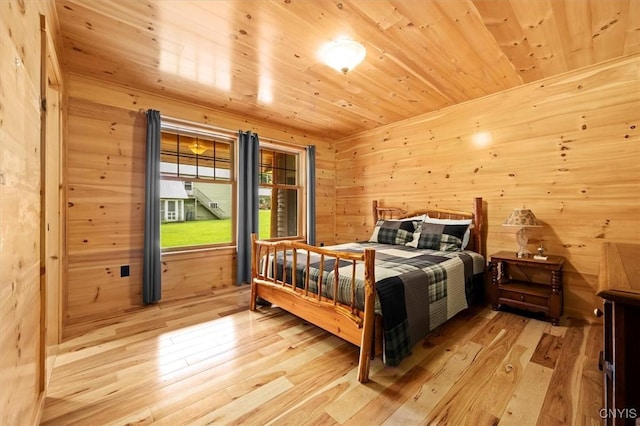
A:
[516,246,531,258]
[516,228,530,258]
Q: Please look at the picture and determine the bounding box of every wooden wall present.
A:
[334,54,640,319]
[63,74,336,336]
[0,0,62,424]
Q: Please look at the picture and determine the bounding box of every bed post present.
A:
[357,248,376,383]
[372,200,379,223]
[250,233,258,311]
[472,197,484,257]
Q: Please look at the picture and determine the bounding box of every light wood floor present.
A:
[42,286,603,425]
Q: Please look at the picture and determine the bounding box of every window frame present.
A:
[258,141,306,241]
[160,120,236,253]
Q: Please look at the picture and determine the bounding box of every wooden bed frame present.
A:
[250,197,484,383]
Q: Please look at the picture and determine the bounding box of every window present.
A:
[159,129,234,250]
[259,146,302,239]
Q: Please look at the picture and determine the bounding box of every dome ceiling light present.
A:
[320,38,366,74]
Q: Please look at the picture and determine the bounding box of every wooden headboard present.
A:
[372,197,484,257]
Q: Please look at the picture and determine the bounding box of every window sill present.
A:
[162,245,236,261]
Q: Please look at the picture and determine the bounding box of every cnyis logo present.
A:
[598,408,638,419]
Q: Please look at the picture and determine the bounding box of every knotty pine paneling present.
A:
[161,248,237,302]
[1,1,61,424]
[335,54,640,319]
[64,74,336,334]
[54,0,640,139]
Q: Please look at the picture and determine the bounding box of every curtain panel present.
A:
[237,130,260,284]
[306,145,316,246]
[143,110,162,304]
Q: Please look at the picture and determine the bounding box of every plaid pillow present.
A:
[424,217,472,249]
[369,220,416,245]
[406,222,469,251]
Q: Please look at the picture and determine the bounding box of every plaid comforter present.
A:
[267,242,485,366]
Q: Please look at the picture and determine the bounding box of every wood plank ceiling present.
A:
[55,0,640,139]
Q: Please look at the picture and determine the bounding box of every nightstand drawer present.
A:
[499,287,548,307]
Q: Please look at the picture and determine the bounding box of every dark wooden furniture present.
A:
[597,242,640,426]
[490,251,564,325]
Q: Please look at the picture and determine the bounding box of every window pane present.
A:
[285,153,296,169]
[258,188,272,240]
[160,133,178,177]
[285,170,296,185]
[259,170,272,184]
[197,146,215,179]
[178,135,197,178]
[260,150,274,173]
[162,131,232,181]
[160,180,233,248]
[159,128,234,250]
[259,187,298,238]
[272,152,296,185]
[260,149,298,186]
[214,141,232,180]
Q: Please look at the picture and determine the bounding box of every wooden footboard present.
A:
[250,234,376,383]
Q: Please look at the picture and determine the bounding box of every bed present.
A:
[250,197,485,383]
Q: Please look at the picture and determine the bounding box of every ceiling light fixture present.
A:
[320,38,366,74]
[189,139,207,155]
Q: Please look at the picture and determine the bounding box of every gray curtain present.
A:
[306,145,316,245]
[143,110,162,304]
[237,130,260,284]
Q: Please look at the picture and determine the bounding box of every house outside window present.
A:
[160,181,188,222]
[159,129,234,250]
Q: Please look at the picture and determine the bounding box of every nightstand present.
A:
[490,251,565,325]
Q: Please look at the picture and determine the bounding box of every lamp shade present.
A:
[502,209,541,227]
[321,38,366,74]
[503,208,541,258]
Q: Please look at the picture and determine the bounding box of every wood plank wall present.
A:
[0,1,60,424]
[63,74,336,336]
[334,54,640,319]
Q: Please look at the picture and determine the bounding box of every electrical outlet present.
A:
[120,265,130,277]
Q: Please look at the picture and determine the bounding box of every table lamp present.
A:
[503,208,542,258]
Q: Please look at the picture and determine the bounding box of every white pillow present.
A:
[400,214,426,222]
[424,216,472,249]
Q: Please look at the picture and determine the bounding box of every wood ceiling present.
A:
[55,0,640,139]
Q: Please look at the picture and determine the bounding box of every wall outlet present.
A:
[120,265,130,277]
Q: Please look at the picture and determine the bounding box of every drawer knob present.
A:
[593,308,603,317]
[520,295,525,301]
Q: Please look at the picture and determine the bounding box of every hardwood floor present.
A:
[42,286,603,425]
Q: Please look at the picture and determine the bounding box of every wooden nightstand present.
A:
[490,251,565,325]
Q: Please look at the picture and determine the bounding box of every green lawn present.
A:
[161,210,271,248]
